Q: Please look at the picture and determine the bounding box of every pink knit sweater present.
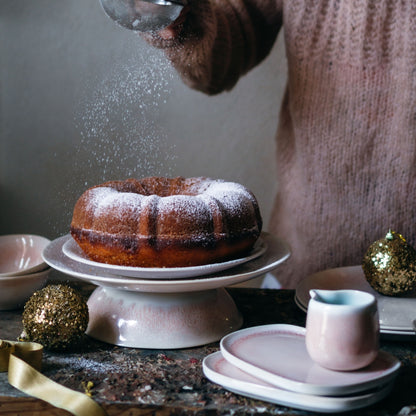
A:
[149,0,416,288]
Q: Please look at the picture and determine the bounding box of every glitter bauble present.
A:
[22,284,89,350]
[362,231,416,296]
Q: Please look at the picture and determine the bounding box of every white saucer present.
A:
[203,351,394,413]
[220,324,400,397]
[295,266,416,335]
[43,233,290,293]
[62,235,267,279]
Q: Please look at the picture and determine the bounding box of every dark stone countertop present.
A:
[1,283,416,415]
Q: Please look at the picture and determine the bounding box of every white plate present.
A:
[220,324,400,397]
[43,233,290,293]
[203,351,394,413]
[295,266,416,335]
[62,235,267,279]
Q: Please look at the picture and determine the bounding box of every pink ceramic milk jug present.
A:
[305,289,379,371]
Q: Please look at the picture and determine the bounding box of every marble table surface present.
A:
[1,281,416,416]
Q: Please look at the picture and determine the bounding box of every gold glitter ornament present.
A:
[21,284,89,350]
[362,231,416,296]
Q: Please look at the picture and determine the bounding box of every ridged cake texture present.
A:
[70,177,262,267]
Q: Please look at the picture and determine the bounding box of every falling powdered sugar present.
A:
[53,42,180,232]
[74,44,178,187]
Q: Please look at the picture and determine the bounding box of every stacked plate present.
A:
[42,233,291,292]
[203,324,400,413]
[0,234,51,310]
[61,234,269,280]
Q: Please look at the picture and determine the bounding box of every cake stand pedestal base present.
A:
[86,286,243,349]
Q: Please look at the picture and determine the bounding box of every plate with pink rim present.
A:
[203,351,394,413]
[62,235,268,279]
[219,324,400,397]
[295,266,416,335]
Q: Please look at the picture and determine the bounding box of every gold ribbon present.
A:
[0,340,107,416]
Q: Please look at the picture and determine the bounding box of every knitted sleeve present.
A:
[145,0,283,94]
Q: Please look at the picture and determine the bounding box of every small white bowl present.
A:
[0,268,51,310]
[0,234,51,277]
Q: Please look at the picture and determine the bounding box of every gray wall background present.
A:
[1,1,287,247]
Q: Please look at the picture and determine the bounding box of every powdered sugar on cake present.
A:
[70,177,262,267]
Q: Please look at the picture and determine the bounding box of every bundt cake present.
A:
[70,177,263,268]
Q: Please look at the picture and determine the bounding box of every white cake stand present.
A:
[43,233,290,349]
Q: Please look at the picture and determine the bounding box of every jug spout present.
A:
[309,289,331,303]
